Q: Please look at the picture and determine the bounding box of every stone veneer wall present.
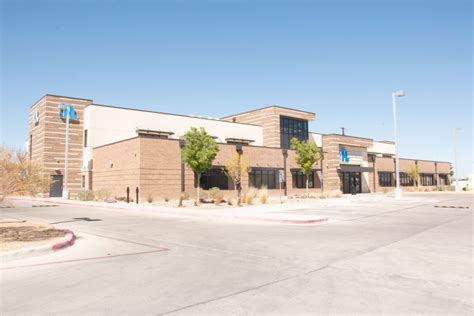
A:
[321,134,373,192]
[29,95,92,198]
[222,106,315,148]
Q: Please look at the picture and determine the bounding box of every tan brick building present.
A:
[28,94,451,200]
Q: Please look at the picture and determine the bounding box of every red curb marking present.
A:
[1,249,167,271]
[52,232,76,251]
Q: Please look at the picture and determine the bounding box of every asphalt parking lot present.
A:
[1,193,472,315]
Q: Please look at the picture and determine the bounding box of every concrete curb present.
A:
[1,230,76,263]
[8,197,330,225]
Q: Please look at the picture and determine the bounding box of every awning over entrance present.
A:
[339,165,374,173]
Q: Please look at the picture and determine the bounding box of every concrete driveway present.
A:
[1,193,472,315]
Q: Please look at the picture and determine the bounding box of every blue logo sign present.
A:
[33,108,39,126]
[340,147,349,162]
[59,105,78,121]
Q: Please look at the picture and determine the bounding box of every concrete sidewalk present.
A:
[8,192,455,225]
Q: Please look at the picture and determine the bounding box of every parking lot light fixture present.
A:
[392,90,405,199]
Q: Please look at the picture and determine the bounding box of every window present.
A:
[292,170,315,188]
[195,167,230,190]
[280,116,309,149]
[439,174,449,186]
[378,172,393,187]
[399,172,414,186]
[84,129,88,147]
[420,173,435,186]
[249,169,279,189]
[81,175,86,189]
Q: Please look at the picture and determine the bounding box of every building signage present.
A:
[59,105,79,121]
[340,147,349,162]
[33,108,39,126]
[340,146,363,164]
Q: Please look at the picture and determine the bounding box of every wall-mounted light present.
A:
[236,144,243,155]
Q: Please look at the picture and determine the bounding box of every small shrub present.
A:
[178,194,185,207]
[209,187,221,199]
[383,188,388,194]
[246,194,254,205]
[78,190,94,201]
[214,191,224,205]
[227,198,233,206]
[94,189,111,201]
[147,195,154,203]
[181,192,190,200]
[258,186,268,204]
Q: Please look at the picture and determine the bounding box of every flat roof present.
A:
[89,103,261,127]
[221,105,315,119]
[30,94,93,108]
[322,133,373,141]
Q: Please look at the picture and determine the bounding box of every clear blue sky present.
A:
[1,0,472,177]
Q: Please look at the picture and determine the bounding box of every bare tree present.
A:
[0,147,50,201]
[223,153,250,198]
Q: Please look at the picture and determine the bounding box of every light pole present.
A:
[453,128,462,192]
[392,90,405,198]
[59,103,71,199]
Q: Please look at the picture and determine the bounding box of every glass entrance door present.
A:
[340,172,361,194]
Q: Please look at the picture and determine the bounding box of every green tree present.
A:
[408,165,420,187]
[223,153,250,198]
[290,138,322,197]
[181,127,219,205]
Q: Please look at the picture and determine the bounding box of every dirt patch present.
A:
[0,219,67,252]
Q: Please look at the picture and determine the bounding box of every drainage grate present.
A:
[434,205,470,209]
[32,204,59,208]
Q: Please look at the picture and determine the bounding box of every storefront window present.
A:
[249,169,279,189]
[378,172,393,187]
[399,172,414,186]
[195,167,230,190]
[420,173,435,186]
[439,174,449,186]
[291,170,315,188]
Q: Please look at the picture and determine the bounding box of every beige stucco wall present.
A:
[83,104,264,171]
